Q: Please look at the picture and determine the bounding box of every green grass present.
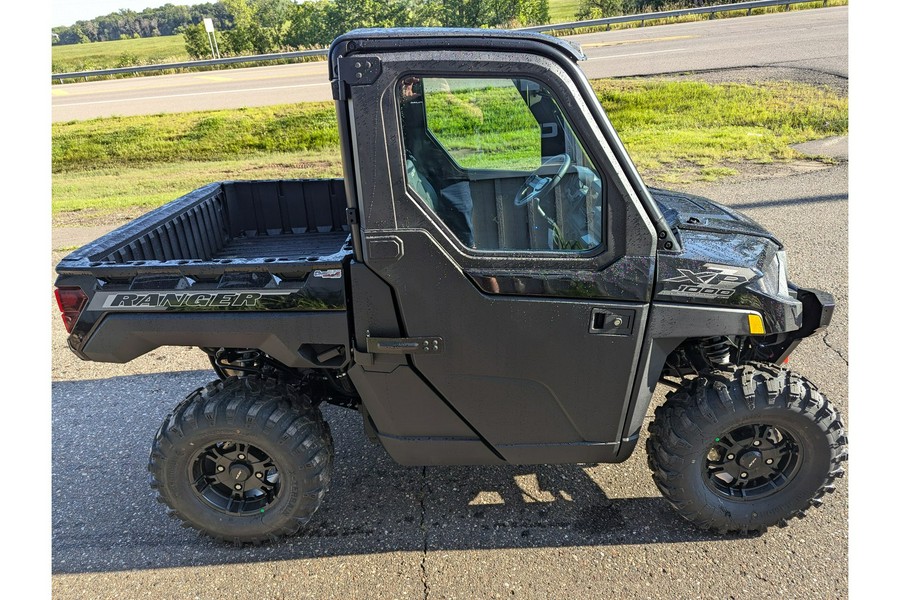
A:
[52,35,188,73]
[425,84,544,170]
[52,78,847,220]
[53,104,339,173]
[594,79,847,182]
[53,152,343,221]
[549,0,581,23]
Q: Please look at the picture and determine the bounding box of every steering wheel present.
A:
[513,154,572,206]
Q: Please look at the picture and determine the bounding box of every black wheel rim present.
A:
[190,440,281,515]
[704,423,801,500]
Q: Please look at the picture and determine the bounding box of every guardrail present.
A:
[520,0,829,33]
[51,0,832,83]
[52,48,330,83]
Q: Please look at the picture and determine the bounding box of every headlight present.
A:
[776,250,789,297]
[756,250,789,298]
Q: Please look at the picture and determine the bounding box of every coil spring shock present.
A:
[700,336,732,367]
[214,348,264,377]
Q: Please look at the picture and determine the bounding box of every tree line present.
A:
[52,3,232,44]
[183,0,558,57]
[53,1,728,56]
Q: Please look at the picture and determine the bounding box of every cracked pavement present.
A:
[823,331,849,367]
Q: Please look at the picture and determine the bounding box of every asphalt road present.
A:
[50,159,849,600]
[51,6,848,122]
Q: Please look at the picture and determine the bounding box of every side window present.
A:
[423,79,542,171]
[398,76,604,253]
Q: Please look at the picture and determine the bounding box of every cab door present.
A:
[344,47,658,464]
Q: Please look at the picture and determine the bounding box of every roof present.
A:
[328,28,584,76]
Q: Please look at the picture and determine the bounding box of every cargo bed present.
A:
[55,178,354,366]
[213,232,351,261]
[56,179,352,276]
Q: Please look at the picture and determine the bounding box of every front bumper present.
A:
[751,286,835,363]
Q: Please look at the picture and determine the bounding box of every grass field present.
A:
[52,153,343,217]
[594,78,847,180]
[53,104,339,172]
[51,78,848,222]
[549,0,581,23]
[51,35,189,73]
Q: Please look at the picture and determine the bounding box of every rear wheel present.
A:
[149,376,333,545]
[647,363,847,534]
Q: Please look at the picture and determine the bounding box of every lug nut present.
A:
[727,454,735,460]
[235,484,242,490]
[753,441,761,447]
[237,454,246,460]
[256,472,263,479]
[217,466,225,472]
[766,459,774,465]
[740,472,748,478]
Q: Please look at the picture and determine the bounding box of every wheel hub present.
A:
[190,441,281,515]
[704,423,801,500]
[737,449,763,470]
[229,462,252,482]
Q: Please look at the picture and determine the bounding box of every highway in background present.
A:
[51,6,847,122]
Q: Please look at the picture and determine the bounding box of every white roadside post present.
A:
[203,18,220,59]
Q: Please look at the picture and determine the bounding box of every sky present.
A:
[52,1,195,27]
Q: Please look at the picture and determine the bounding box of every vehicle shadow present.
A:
[52,371,733,575]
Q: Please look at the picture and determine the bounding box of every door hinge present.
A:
[339,56,382,86]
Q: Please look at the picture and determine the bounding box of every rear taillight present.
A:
[54,287,88,334]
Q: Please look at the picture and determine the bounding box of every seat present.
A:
[406,154,475,247]
[405,156,437,210]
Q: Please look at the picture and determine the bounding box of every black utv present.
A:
[54,28,847,544]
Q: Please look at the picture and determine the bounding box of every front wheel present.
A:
[148,377,333,545]
[646,364,847,534]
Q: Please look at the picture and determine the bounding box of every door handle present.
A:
[590,308,634,335]
[366,336,443,354]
